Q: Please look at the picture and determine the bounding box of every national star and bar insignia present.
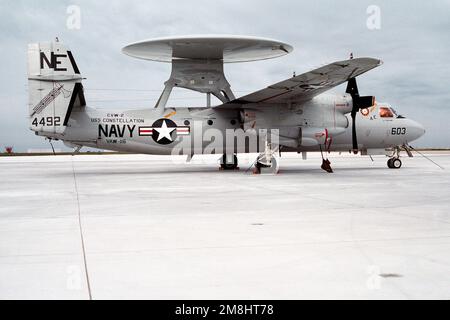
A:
[139,119,190,145]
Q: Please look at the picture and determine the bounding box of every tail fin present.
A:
[27,41,86,137]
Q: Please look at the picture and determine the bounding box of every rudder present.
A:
[27,41,86,137]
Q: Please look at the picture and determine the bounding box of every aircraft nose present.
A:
[408,120,426,142]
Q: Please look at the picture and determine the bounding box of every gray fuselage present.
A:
[43,94,424,156]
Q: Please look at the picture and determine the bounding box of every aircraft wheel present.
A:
[388,158,402,169]
[392,158,402,169]
[387,158,394,168]
[220,154,239,170]
[255,156,279,174]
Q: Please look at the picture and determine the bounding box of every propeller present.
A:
[346,78,375,154]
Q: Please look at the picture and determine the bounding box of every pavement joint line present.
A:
[71,157,93,300]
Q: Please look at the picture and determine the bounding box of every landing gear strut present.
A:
[254,140,279,174]
[220,154,239,170]
[387,147,402,169]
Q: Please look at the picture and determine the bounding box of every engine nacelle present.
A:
[300,127,346,147]
[300,127,328,146]
[278,126,347,148]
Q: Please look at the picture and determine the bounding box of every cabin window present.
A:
[379,107,394,118]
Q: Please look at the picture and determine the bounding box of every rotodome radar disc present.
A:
[122,35,293,63]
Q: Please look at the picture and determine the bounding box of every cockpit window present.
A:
[379,107,394,118]
[391,107,406,118]
[390,108,398,117]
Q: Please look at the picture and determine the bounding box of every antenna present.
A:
[122,36,293,110]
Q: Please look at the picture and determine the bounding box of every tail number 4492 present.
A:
[391,127,406,135]
[32,116,61,127]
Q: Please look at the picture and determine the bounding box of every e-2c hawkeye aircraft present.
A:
[27,35,425,173]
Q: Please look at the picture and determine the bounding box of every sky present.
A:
[0,0,449,151]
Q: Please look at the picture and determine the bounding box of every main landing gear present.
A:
[220,154,239,170]
[254,140,280,174]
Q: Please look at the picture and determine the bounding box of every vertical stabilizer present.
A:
[27,41,86,137]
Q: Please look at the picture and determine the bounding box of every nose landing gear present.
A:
[387,147,403,169]
[387,157,402,169]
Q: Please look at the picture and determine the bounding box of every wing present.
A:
[218,57,382,106]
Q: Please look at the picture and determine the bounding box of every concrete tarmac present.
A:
[1,152,449,299]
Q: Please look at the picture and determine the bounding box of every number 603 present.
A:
[391,127,406,135]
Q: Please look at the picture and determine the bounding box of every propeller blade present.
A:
[348,78,359,153]
[346,77,375,154]
[346,78,359,97]
[356,96,375,109]
[351,111,358,153]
